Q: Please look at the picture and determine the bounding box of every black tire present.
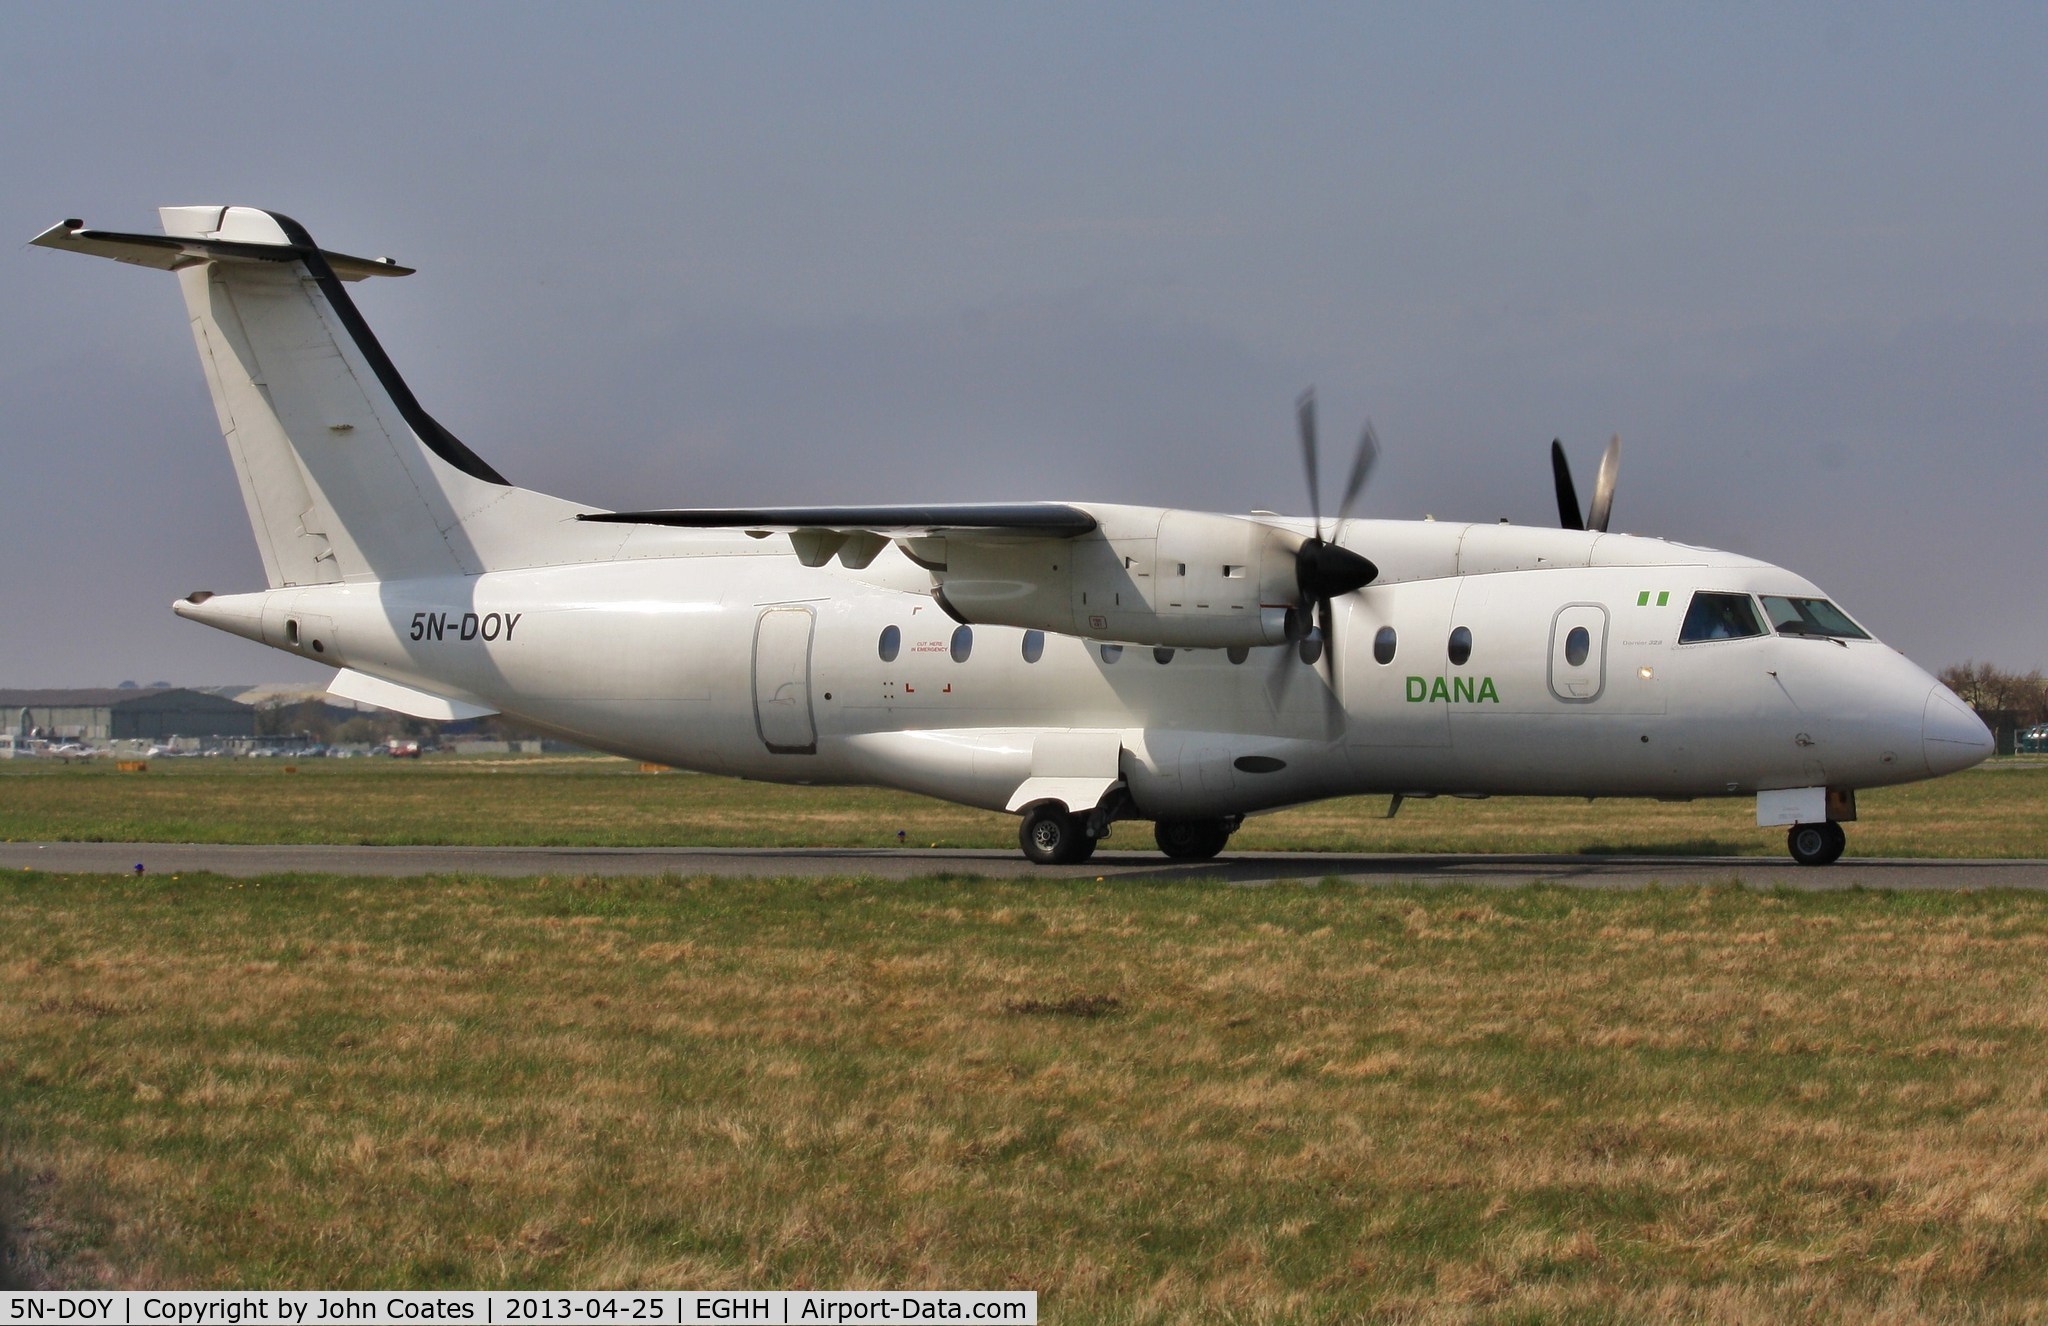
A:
[1019,805,1092,865]
[1154,817,1233,860]
[1787,821,1846,866]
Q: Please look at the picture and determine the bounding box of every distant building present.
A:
[0,688,257,742]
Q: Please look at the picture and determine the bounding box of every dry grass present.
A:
[4,870,2048,1320]
[1,758,2044,858]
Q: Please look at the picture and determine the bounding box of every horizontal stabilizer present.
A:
[329,668,498,721]
[580,502,1098,538]
[30,219,412,281]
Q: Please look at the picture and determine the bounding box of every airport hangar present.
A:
[1,687,257,743]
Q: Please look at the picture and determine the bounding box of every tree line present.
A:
[1939,661,2048,728]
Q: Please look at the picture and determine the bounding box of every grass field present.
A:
[5,870,2048,1320]
[3,757,2046,858]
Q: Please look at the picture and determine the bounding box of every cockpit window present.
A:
[1678,591,1766,643]
[1760,595,1870,640]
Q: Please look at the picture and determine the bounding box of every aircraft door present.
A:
[1547,604,1608,702]
[752,606,818,754]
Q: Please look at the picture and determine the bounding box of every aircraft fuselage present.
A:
[178,515,1981,823]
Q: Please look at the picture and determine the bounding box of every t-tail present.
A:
[33,207,594,586]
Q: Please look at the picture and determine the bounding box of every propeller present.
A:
[1290,389,1380,681]
[1550,434,1621,533]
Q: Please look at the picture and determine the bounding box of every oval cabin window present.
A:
[1021,629,1045,663]
[1448,626,1472,666]
[878,625,900,662]
[1373,626,1397,665]
[950,625,973,662]
[1565,625,1590,667]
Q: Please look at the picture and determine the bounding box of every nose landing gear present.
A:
[1787,820,1847,866]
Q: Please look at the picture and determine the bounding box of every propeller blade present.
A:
[1333,419,1379,528]
[1317,595,1336,683]
[1551,439,1585,531]
[1297,388,1322,537]
[1587,434,1620,533]
[1281,389,1380,710]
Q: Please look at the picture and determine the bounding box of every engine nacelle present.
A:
[911,505,1305,649]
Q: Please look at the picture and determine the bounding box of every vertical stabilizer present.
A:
[34,207,597,586]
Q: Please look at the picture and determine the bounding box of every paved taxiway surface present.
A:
[5,841,2046,890]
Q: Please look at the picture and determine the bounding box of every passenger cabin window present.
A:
[1678,592,1766,643]
[1760,595,1870,640]
[1373,626,1397,665]
[1021,629,1045,663]
[1099,643,1123,664]
[878,625,901,662]
[950,626,973,662]
[1564,626,1590,666]
[1447,626,1472,667]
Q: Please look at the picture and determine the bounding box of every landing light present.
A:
[1638,666,1655,680]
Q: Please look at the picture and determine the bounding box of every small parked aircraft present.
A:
[35,207,1993,865]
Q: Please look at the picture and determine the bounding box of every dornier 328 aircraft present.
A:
[35,206,1995,866]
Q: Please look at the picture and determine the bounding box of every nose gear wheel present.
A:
[1787,821,1847,866]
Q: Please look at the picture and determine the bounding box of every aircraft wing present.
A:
[578,503,1099,569]
[577,503,1097,537]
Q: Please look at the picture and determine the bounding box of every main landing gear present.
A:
[1019,803,1099,865]
[1787,821,1848,867]
[1153,817,1236,861]
[1017,806,1242,865]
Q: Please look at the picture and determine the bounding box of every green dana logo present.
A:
[1407,675,1500,703]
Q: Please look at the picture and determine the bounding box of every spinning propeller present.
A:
[1550,434,1621,533]
[1289,389,1380,682]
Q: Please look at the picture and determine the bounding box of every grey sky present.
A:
[5,4,2044,686]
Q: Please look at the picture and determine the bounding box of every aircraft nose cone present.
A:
[1923,684,1995,776]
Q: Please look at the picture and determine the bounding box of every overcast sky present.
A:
[4,4,2043,687]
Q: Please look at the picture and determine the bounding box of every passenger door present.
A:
[1547,604,1608,702]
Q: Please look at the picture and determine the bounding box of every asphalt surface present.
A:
[4,841,2046,890]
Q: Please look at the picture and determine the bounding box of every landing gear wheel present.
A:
[1154,817,1234,860]
[1787,820,1847,867]
[1020,805,1094,866]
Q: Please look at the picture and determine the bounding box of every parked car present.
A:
[2020,725,2048,755]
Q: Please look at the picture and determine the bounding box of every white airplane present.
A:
[34,206,1994,867]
